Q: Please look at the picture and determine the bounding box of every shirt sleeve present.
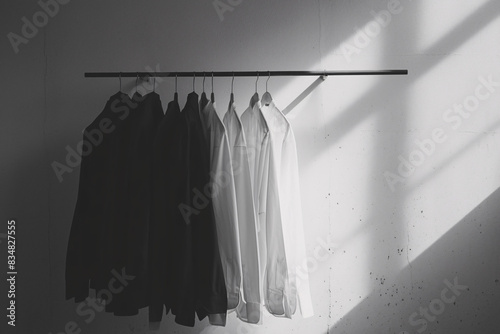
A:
[262,136,289,317]
[281,127,314,318]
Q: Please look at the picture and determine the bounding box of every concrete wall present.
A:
[1,0,499,333]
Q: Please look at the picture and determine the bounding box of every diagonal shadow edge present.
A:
[406,118,500,193]
[307,0,500,162]
[327,186,500,333]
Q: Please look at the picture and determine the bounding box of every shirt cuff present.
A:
[208,312,227,326]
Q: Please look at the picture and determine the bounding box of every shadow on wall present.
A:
[315,0,500,151]
[329,187,500,334]
[5,0,500,333]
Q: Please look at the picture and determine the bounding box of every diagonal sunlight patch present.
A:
[408,118,500,193]
[328,186,500,332]
[417,0,490,52]
[307,0,500,166]
[404,180,499,264]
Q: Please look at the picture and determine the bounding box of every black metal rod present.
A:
[84,69,408,78]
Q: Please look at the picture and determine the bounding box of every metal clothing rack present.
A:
[84,70,408,78]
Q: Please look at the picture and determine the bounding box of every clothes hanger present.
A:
[119,72,122,93]
[250,72,259,108]
[230,72,235,104]
[211,71,215,103]
[135,72,139,95]
[192,71,196,93]
[261,71,273,106]
[202,72,206,94]
[200,72,209,109]
[153,72,156,93]
[174,74,178,102]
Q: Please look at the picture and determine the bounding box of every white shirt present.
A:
[240,94,290,319]
[223,95,262,324]
[260,99,314,318]
[200,97,242,326]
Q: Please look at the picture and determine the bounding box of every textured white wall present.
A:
[1,0,499,333]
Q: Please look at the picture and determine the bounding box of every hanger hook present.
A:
[135,72,139,93]
[255,72,259,93]
[153,72,156,92]
[266,71,270,92]
[231,72,235,94]
[202,72,206,93]
[119,72,122,92]
[193,72,196,92]
[175,73,178,93]
[211,71,214,94]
